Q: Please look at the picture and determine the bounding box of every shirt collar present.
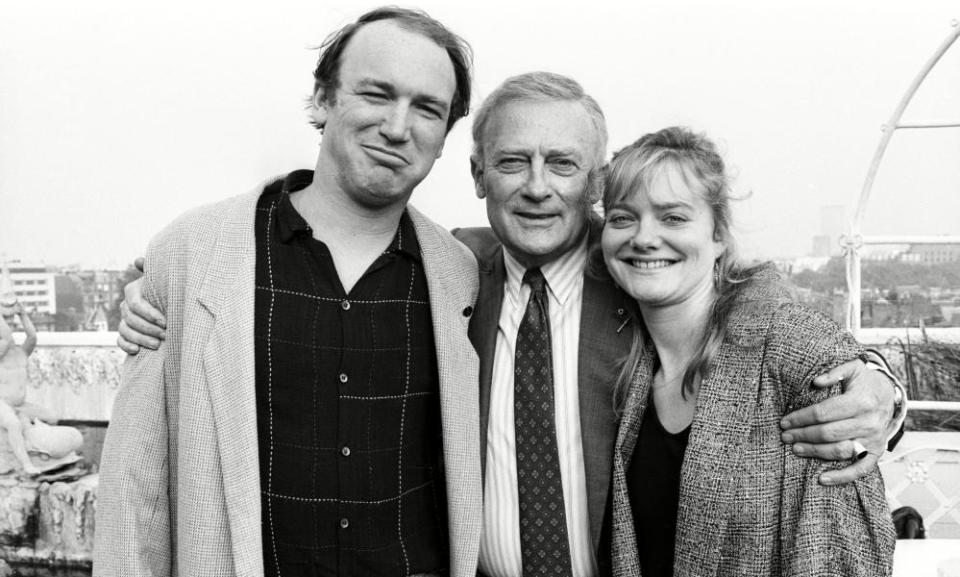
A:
[275,170,316,244]
[389,211,423,262]
[274,169,421,262]
[502,235,589,307]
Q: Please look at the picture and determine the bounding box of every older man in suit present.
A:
[454,72,903,577]
[95,8,482,576]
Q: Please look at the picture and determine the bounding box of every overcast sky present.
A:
[2,0,958,269]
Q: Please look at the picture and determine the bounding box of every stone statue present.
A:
[0,302,83,477]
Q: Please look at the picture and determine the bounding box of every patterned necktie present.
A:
[514,267,572,576]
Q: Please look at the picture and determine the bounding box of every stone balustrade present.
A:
[1,328,958,573]
[18,331,124,423]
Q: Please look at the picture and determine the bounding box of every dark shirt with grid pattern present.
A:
[255,170,449,576]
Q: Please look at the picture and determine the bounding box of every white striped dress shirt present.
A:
[478,239,596,577]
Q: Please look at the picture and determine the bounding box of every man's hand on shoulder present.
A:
[117,257,167,355]
[779,358,900,486]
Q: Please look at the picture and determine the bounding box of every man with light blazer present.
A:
[96,8,483,576]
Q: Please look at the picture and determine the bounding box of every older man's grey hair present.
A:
[471,71,608,167]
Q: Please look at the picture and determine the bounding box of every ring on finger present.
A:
[851,440,869,461]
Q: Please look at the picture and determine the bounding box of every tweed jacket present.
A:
[94,181,483,577]
[610,273,895,577]
[454,216,634,559]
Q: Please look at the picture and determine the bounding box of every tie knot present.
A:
[522,267,547,296]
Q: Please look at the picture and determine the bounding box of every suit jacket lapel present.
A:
[576,215,635,550]
[196,188,263,575]
[470,244,505,472]
[578,271,631,551]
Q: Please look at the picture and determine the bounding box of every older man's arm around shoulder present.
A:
[94,223,181,576]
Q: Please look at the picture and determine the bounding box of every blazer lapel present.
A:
[196,189,263,575]
[610,345,655,577]
[578,272,632,551]
[409,207,483,577]
[673,338,763,577]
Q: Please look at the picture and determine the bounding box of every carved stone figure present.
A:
[0,301,83,477]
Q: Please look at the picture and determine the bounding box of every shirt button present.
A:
[339,373,349,384]
[341,446,351,457]
[340,517,350,529]
[341,300,351,311]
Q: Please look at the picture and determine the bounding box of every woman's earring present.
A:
[713,260,721,289]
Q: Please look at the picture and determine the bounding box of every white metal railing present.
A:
[910,401,960,412]
[844,19,960,334]
[12,330,118,347]
[858,327,960,345]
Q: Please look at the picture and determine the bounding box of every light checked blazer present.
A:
[94,181,483,577]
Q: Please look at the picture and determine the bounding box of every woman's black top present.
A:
[625,397,691,577]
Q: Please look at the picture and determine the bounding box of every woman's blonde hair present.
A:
[601,126,759,409]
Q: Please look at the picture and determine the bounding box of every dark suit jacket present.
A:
[609,271,895,577]
[453,217,634,567]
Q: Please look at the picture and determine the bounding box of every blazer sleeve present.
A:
[767,302,896,577]
[94,221,182,576]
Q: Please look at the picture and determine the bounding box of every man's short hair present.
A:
[471,71,608,166]
[311,6,473,134]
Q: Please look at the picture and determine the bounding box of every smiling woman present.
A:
[601,127,895,577]
[602,161,724,313]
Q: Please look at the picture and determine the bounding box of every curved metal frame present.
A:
[844,20,960,333]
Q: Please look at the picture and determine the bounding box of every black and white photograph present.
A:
[1,1,958,575]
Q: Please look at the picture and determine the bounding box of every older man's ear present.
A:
[470,156,486,199]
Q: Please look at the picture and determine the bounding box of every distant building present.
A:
[785,256,831,274]
[55,275,84,311]
[69,269,124,317]
[0,263,127,332]
[54,275,85,331]
[811,235,834,258]
[901,243,960,264]
[811,205,847,257]
[2,260,57,315]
